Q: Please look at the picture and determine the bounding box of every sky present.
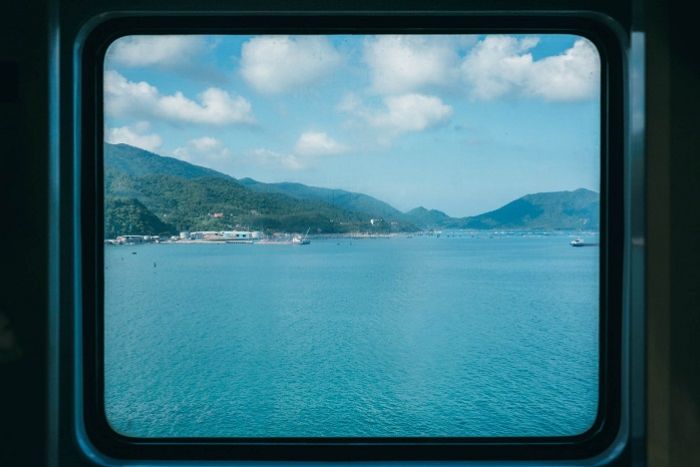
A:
[104,34,600,217]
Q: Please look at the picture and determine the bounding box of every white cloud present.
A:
[240,36,341,94]
[461,36,539,100]
[373,94,453,133]
[248,148,303,170]
[104,71,159,116]
[336,93,362,113]
[173,137,232,172]
[247,131,346,171]
[156,88,254,125]
[106,35,208,68]
[461,36,599,101]
[105,121,162,152]
[294,132,347,157]
[341,93,453,137]
[104,71,255,125]
[524,39,601,101]
[363,35,463,94]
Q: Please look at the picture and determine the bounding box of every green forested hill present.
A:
[103,143,599,237]
[238,178,407,223]
[403,206,453,229]
[405,189,599,230]
[458,188,600,230]
[106,143,227,180]
[126,173,376,233]
[104,197,176,238]
[104,143,415,235]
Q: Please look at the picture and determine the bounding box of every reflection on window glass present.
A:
[103,34,601,438]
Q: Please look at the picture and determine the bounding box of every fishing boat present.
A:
[292,228,311,245]
[570,238,585,247]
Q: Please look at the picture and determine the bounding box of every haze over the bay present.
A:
[104,34,601,217]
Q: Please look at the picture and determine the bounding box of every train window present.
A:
[81,15,625,462]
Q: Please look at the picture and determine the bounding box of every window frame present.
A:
[80,13,625,462]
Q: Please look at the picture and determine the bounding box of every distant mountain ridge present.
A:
[238,178,407,222]
[403,206,453,228]
[103,143,599,236]
[458,189,599,230]
[106,143,228,181]
[104,143,415,235]
[238,178,598,231]
[404,189,599,230]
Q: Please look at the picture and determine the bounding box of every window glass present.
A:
[103,34,601,438]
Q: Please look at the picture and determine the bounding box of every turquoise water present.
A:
[104,233,599,438]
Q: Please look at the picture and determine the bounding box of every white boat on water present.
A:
[292,228,311,245]
[570,238,585,247]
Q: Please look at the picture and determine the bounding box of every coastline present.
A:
[105,229,600,246]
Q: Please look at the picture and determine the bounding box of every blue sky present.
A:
[104,34,600,217]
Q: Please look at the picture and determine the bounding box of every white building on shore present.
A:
[114,234,159,245]
[178,230,262,242]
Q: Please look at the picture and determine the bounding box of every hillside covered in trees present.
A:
[104,143,599,237]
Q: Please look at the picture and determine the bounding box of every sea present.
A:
[104,232,599,438]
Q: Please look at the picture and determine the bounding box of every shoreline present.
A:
[105,229,600,245]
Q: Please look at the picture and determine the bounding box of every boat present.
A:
[292,228,311,245]
[570,238,585,247]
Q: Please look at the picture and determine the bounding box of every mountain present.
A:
[238,178,407,222]
[403,207,453,229]
[453,189,599,230]
[404,189,599,230]
[103,143,415,235]
[103,142,599,236]
[107,144,407,223]
[105,143,227,181]
[104,197,176,238]
[105,143,231,201]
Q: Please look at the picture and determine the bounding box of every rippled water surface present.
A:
[105,234,599,437]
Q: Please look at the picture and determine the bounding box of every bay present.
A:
[104,233,599,438]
